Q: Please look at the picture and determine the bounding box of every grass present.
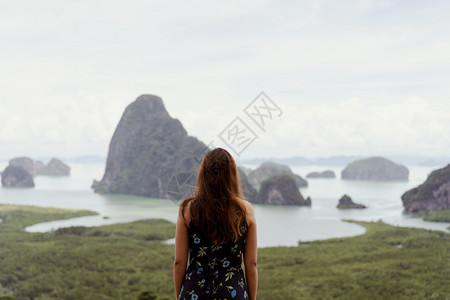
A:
[0,205,449,299]
[420,209,450,222]
[258,221,449,299]
[53,219,175,241]
[0,205,97,232]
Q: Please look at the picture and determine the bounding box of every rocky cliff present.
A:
[9,157,37,176]
[341,157,409,181]
[336,194,366,209]
[6,157,70,177]
[92,94,207,198]
[37,158,70,176]
[248,162,308,188]
[1,166,35,187]
[237,167,257,203]
[254,175,309,206]
[401,164,450,212]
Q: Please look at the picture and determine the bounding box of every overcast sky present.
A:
[1,0,449,161]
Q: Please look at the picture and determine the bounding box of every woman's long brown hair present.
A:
[180,148,248,244]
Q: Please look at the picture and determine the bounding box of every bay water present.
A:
[0,163,448,247]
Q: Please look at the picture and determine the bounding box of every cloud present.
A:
[0,0,449,159]
[259,95,449,157]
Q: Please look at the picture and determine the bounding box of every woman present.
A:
[173,148,258,300]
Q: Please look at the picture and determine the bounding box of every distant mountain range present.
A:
[2,154,447,167]
[237,155,450,167]
[0,156,105,165]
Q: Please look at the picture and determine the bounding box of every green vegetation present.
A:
[258,221,449,299]
[0,205,97,232]
[53,219,175,241]
[420,210,450,222]
[1,205,449,299]
[0,205,174,300]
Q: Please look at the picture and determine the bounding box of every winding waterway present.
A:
[0,163,448,247]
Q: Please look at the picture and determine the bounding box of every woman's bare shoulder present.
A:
[243,200,256,225]
[179,198,193,226]
[243,199,254,210]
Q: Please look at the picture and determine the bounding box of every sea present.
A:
[0,163,449,248]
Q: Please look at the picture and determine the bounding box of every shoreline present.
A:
[19,203,449,248]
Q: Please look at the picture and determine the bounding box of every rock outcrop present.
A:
[92,94,207,198]
[341,157,409,181]
[35,161,46,174]
[248,162,307,188]
[238,166,251,176]
[1,166,35,187]
[254,175,310,206]
[306,170,336,178]
[305,196,312,206]
[37,158,70,176]
[401,164,450,212]
[9,157,37,176]
[336,194,366,209]
[238,167,257,203]
[6,157,70,177]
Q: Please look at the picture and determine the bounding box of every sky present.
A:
[1,0,449,161]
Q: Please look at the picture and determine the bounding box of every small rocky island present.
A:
[306,170,336,178]
[8,157,37,176]
[1,157,70,188]
[37,158,71,176]
[341,157,409,181]
[401,164,450,213]
[254,175,310,206]
[92,94,207,198]
[247,161,308,188]
[336,194,366,209]
[1,166,35,187]
[7,157,70,176]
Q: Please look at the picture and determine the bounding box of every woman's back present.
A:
[174,148,257,300]
[179,219,248,299]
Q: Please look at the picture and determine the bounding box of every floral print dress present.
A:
[179,220,248,300]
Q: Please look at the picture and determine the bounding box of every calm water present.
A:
[0,163,448,247]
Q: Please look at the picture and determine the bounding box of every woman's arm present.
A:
[244,203,258,300]
[173,207,189,299]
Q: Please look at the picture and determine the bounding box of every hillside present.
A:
[92,95,206,198]
[342,157,409,181]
